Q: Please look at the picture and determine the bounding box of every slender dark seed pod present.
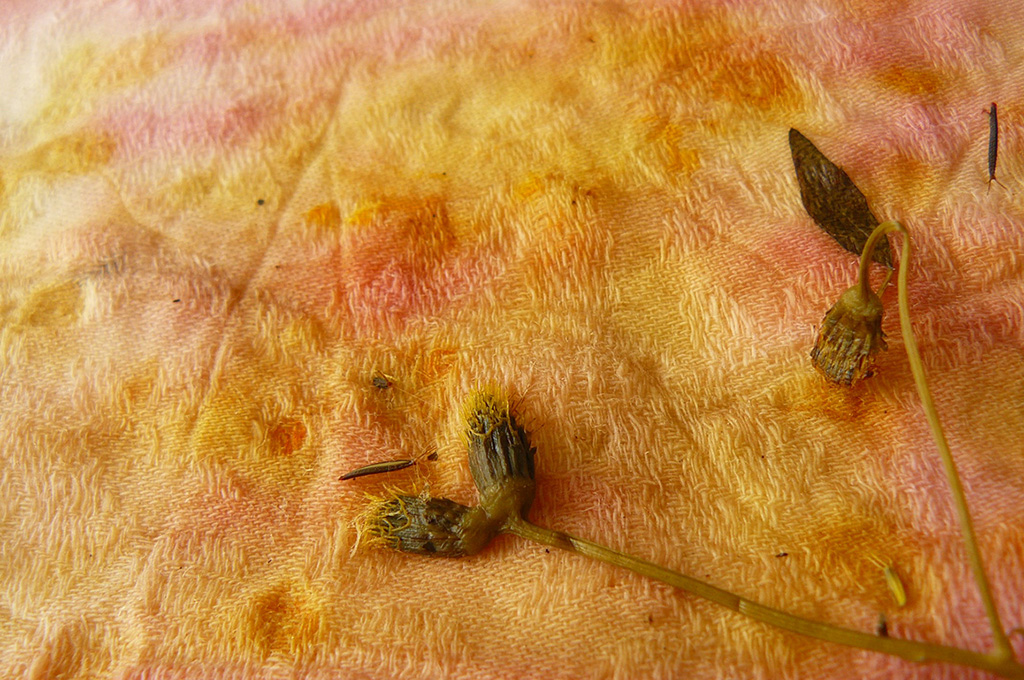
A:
[341,449,438,480]
[987,103,1007,192]
[341,459,415,480]
[989,104,998,178]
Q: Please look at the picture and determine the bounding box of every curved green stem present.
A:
[857,225,893,300]
[867,220,1012,661]
[506,518,1023,678]
[500,220,1019,675]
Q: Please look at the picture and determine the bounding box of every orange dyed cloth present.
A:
[2,2,1023,679]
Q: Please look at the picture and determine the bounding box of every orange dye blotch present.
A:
[246,585,326,656]
[337,195,475,324]
[515,174,548,200]
[304,202,341,231]
[885,154,937,200]
[14,279,84,327]
[19,131,116,176]
[345,198,383,226]
[269,420,307,456]
[705,50,802,112]
[645,120,701,178]
[876,65,944,97]
[420,347,459,384]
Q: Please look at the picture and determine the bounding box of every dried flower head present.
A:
[811,284,887,385]
[359,389,535,557]
[362,492,493,557]
[462,388,536,518]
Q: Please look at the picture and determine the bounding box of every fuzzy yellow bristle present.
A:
[354,487,417,551]
[460,387,510,441]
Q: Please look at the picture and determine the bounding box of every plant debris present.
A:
[789,128,893,268]
[810,284,887,385]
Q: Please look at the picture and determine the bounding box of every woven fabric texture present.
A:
[2,1,1024,678]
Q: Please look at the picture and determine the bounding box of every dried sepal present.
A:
[789,128,893,268]
[811,284,887,385]
[361,491,493,557]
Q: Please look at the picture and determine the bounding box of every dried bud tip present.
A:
[811,285,887,385]
[361,491,493,557]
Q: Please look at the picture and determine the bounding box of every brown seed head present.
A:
[360,389,537,558]
[362,492,493,557]
[462,388,536,520]
[811,285,887,385]
[789,128,893,268]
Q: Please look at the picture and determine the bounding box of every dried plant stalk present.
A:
[358,382,1023,678]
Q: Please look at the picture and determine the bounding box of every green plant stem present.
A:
[499,219,1020,676]
[862,220,1012,661]
[876,267,894,298]
[506,517,1023,679]
[857,227,892,300]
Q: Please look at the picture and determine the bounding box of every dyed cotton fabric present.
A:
[2,1,1024,678]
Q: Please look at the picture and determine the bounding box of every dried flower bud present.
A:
[463,389,536,519]
[363,493,493,557]
[811,284,887,385]
[359,390,537,560]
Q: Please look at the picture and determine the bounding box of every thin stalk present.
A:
[506,517,1023,679]
[863,221,1011,661]
[501,220,1019,674]
[876,267,894,298]
[857,227,891,300]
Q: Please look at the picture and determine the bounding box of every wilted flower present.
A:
[462,389,535,517]
[811,284,887,385]
[362,492,492,557]
[360,388,535,557]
